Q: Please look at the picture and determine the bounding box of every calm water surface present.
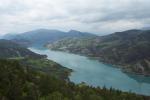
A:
[30,48,150,96]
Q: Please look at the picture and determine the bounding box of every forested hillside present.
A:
[0,39,72,80]
[47,29,150,76]
[0,59,149,100]
[0,39,45,58]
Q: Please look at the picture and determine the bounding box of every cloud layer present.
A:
[0,0,150,35]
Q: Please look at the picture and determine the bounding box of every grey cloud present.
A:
[0,0,150,35]
[65,0,150,24]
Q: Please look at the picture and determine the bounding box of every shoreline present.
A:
[47,48,150,77]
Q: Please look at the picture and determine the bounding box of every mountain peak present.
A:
[68,30,81,33]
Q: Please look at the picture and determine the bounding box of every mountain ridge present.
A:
[47,29,150,76]
[3,29,97,47]
[0,39,46,58]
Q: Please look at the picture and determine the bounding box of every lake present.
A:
[29,48,150,96]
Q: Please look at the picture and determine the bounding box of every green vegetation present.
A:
[47,29,150,76]
[0,39,71,80]
[0,59,149,100]
[7,57,72,80]
[19,58,72,80]
[0,39,45,58]
[1,31,150,99]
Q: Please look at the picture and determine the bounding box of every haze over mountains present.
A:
[142,27,150,30]
[3,29,96,47]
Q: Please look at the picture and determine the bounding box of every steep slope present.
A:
[47,29,150,76]
[3,29,96,47]
[0,39,45,58]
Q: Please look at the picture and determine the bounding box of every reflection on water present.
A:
[29,47,150,96]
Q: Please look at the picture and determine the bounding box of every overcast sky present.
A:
[0,0,150,35]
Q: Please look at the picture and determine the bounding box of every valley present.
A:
[0,29,150,99]
[30,47,150,96]
[1,0,150,99]
[47,29,150,76]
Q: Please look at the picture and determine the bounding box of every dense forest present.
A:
[0,59,149,100]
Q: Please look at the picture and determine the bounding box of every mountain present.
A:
[142,27,150,30]
[0,39,46,58]
[3,29,96,47]
[47,29,150,76]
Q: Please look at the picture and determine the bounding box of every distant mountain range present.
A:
[47,29,150,76]
[3,29,96,47]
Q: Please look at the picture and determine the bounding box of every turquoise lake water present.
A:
[30,48,150,96]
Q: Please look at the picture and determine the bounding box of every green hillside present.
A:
[0,39,71,80]
[0,39,45,58]
[0,59,149,100]
[47,30,150,76]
